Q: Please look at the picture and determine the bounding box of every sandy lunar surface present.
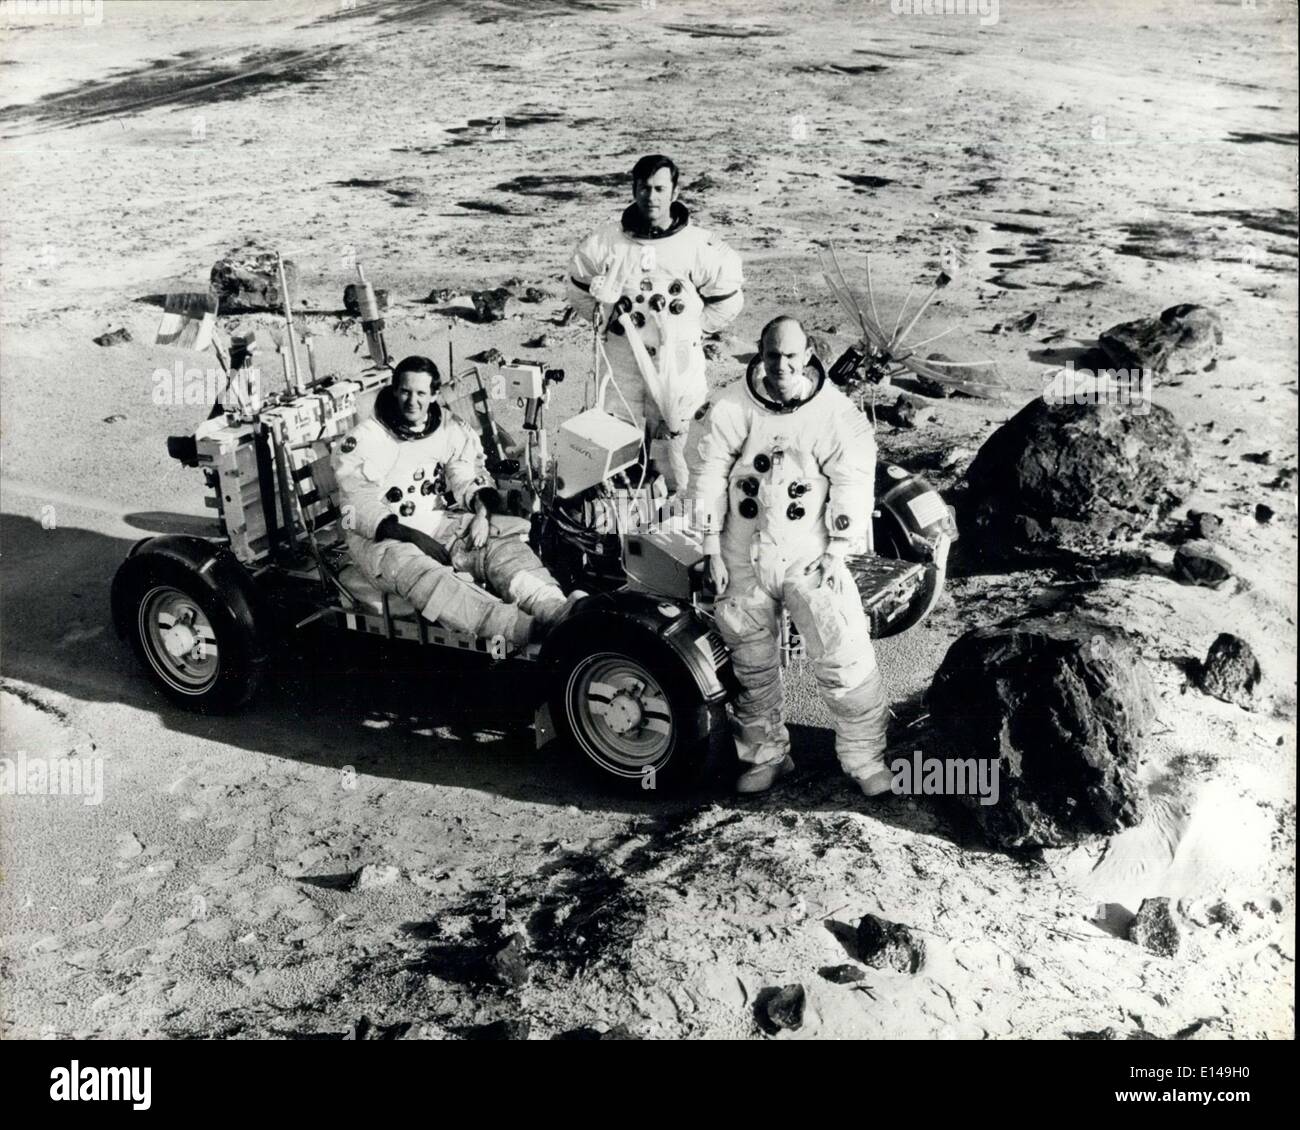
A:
[0,0,1295,1039]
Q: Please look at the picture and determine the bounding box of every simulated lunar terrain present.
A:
[0,0,1295,1039]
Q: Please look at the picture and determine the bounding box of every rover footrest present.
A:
[330,565,511,659]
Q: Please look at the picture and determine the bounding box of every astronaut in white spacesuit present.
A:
[694,317,892,796]
[566,154,744,494]
[333,356,578,647]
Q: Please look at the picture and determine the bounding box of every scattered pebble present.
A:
[757,984,806,1033]
[1128,897,1180,957]
[93,327,132,347]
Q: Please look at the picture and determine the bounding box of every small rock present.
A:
[1255,503,1274,524]
[488,933,530,988]
[468,347,505,365]
[703,340,725,361]
[1128,897,1180,956]
[342,284,388,316]
[1206,901,1242,933]
[102,414,127,424]
[210,249,299,314]
[939,445,974,470]
[520,287,547,303]
[885,394,936,429]
[818,964,866,984]
[470,287,512,323]
[350,863,400,891]
[1100,304,1223,375]
[93,327,132,347]
[554,305,576,327]
[1241,451,1272,465]
[1186,510,1223,540]
[523,334,549,349]
[757,984,806,1032]
[991,311,1038,335]
[1173,541,1233,587]
[857,914,925,973]
[425,287,457,305]
[1197,633,1262,710]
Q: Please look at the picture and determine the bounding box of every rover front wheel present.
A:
[118,556,264,712]
[548,626,719,792]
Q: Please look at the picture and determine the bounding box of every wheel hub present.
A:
[161,621,198,659]
[603,686,645,735]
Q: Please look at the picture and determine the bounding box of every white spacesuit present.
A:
[694,355,890,792]
[333,388,570,646]
[567,201,744,492]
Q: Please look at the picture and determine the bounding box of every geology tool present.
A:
[354,263,390,368]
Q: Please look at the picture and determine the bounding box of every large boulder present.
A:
[928,613,1155,849]
[1099,304,1223,375]
[210,248,300,314]
[964,396,1194,560]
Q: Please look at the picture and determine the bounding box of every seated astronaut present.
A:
[332,355,581,646]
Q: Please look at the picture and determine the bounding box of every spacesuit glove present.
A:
[706,553,729,597]
[376,516,452,567]
[465,512,491,549]
[804,551,844,593]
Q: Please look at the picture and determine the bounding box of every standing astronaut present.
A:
[566,154,744,493]
[694,317,892,796]
[333,356,579,646]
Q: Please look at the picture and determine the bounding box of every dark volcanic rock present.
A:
[488,933,530,988]
[470,287,512,323]
[1186,509,1223,540]
[1128,897,1181,957]
[1197,633,1261,710]
[1255,503,1274,524]
[210,249,300,314]
[1099,304,1223,375]
[93,327,132,347]
[964,396,1195,561]
[1173,541,1233,586]
[856,914,925,973]
[819,964,866,984]
[756,984,806,1033]
[928,613,1154,849]
[342,283,388,316]
[468,347,505,365]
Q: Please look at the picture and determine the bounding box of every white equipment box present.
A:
[501,364,545,399]
[553,409,644,498]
